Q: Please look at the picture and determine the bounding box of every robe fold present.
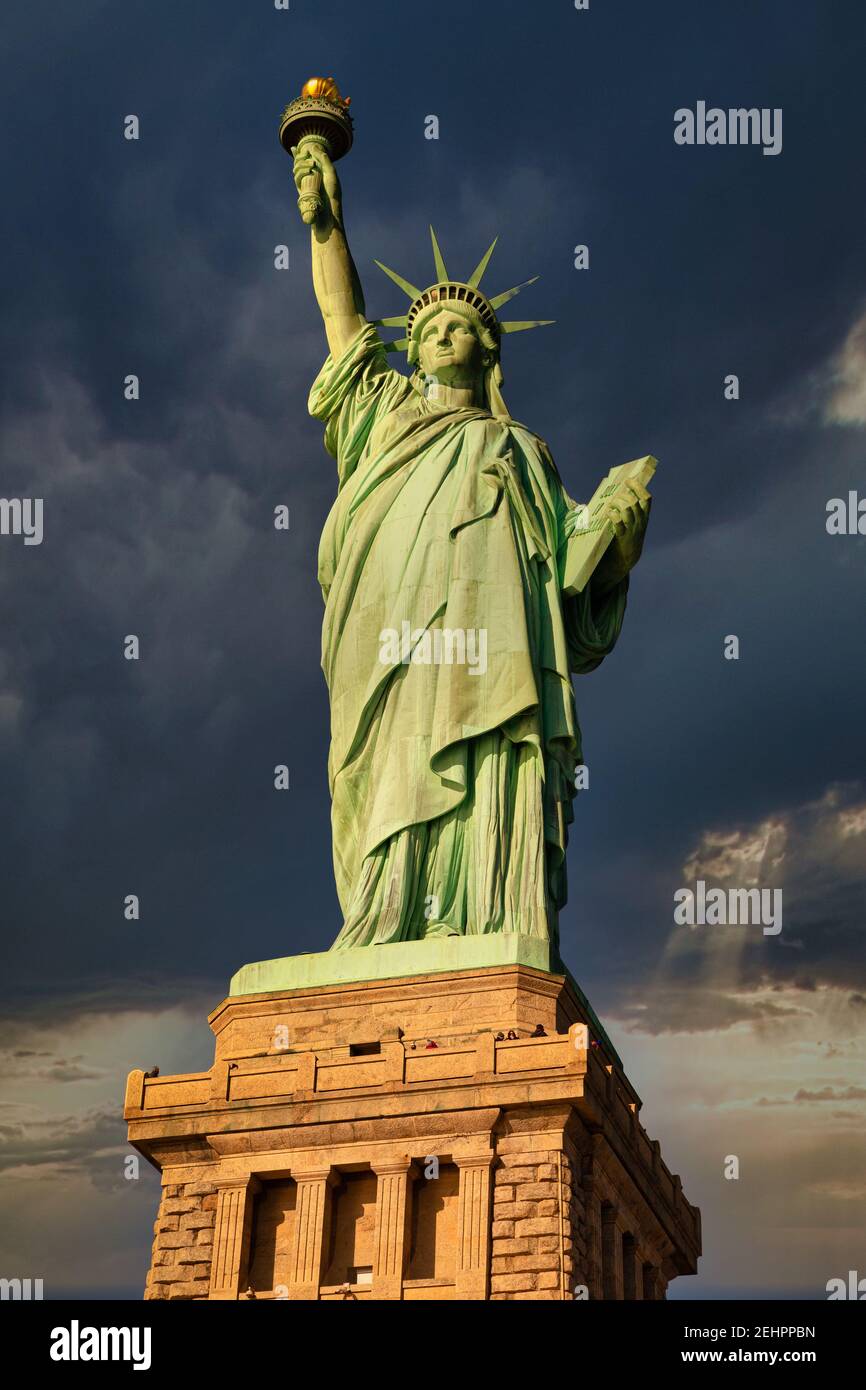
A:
[309,322,627,948]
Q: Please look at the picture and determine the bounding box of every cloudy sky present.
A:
[1,0,864,1299]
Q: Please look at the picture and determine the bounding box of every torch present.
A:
[278,77,354,224]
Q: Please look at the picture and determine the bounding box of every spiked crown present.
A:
[374,227,554,355]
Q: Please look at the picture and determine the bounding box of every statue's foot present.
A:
[421,921,461,939]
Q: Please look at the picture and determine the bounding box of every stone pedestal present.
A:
[125,942,700,1300]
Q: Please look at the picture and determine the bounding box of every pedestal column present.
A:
[623,1232,640,1299]
[371,1157,415,1300]
[455,1152,494,1300]
[601,1201,623,1300]
[289,1167,335,1300]
[580,1158,603,1300]
[209,1176,261,1300]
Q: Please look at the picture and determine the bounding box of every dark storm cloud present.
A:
[794,1086,866,1103]
[0,1101,122,1177]
[1,1049,105,1084]
[620,984,804,1036]
[613,782,866,1034]
[0,977,219,1035]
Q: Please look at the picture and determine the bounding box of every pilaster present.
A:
[371,1157,416,1299]
[289,1167,336,1300]
[209,1176,261,1300]
[455,1152,494,1300]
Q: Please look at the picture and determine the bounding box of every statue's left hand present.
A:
[593,478,652,591]
[291,139,342,229]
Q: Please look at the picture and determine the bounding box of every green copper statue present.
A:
[288,97,651,953]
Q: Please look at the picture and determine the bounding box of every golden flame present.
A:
[301,76,350,106]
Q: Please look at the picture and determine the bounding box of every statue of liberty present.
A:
[289,101,651,953]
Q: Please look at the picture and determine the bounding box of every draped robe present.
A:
[309,323,628,950]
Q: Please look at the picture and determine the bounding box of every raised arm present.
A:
[291,139,367,360]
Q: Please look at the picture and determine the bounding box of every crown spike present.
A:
[489,276,539,311]
[383,336,410,353]
[429,226,449,282]
[372,315,409,328]
[373,260,422,299]
[500,319,555,334]
[467,237,498,288]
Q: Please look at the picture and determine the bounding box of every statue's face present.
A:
[416,309,483,385]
